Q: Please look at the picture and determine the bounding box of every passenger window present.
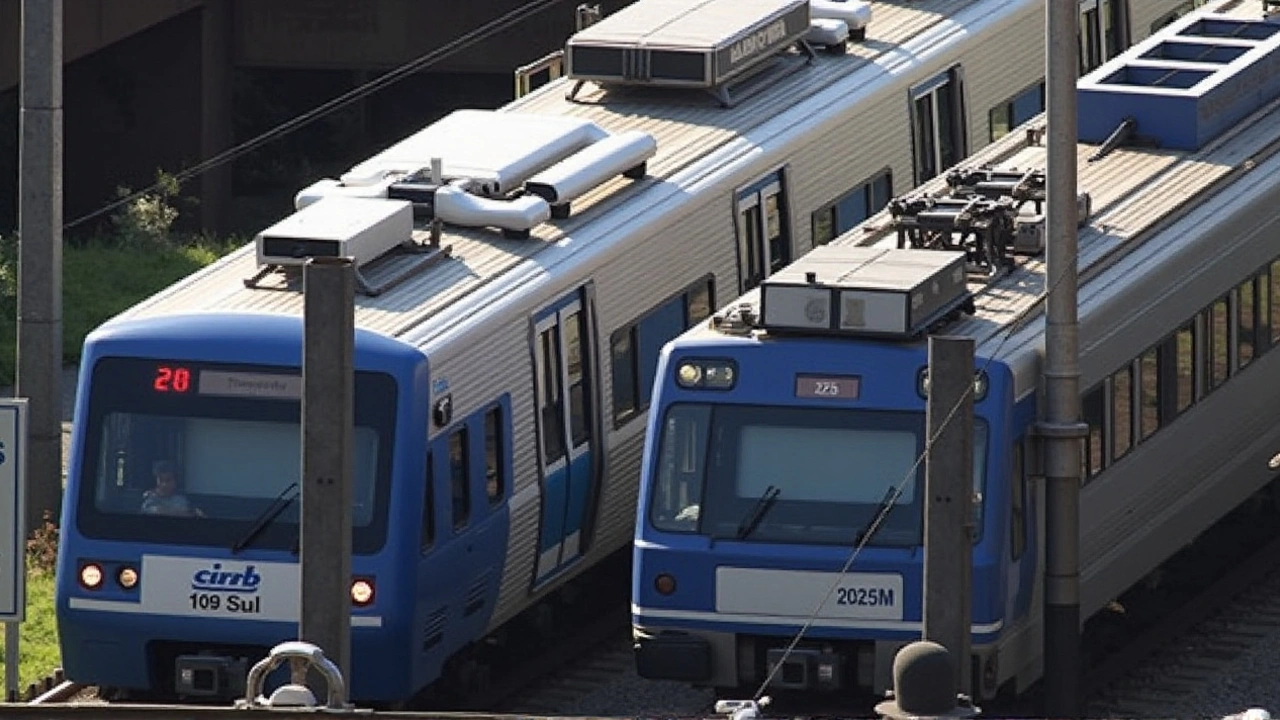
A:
[421,455,434,552]
[1082,384,1105,479]
[1139,347,1159,441]
[449,429,470,530]
[1175,323,1195,413]
[911,67,966,184]
[1238,277,1257,370]
[1110,365,1132,463]
[1209,296,1229,390]
[1011,443,1026,561]
[485,408,503,504]
[1271,260,1280,347]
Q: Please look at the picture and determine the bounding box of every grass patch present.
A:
[0,515,62,695]
[0,234,242,387]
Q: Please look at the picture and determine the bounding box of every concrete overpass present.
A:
[0,0,627,234]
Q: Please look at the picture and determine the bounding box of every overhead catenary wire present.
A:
[63,0,575,232]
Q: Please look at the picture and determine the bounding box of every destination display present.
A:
[146,363,302,400]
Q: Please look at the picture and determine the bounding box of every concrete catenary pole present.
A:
[300,257,355,698]
[1043,0,1085,715]
[921,335,975,697]
[17,0,64,536]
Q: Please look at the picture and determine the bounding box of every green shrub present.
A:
[0,174,242,386]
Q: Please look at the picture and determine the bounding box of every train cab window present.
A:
[989,82,1044,142]
[910,67,967,184]
[421,456,435,552]
[1238,276,1259,370]
[812,170,893,246]
[449,429,470,530]
[1079,0,1129,75]
[484,408,504,504]
[1082,384,1105,479]
[1011,442,1026,561]
[1209,296,1229,390]
[735,170,791,292]
[1175,323,1195,414]
[1138,347,1159,441]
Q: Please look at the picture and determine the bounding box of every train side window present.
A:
[449,428,470,530]
[484,407,504,504]
[1110,365,1133,463]
[1079,0,1129,75]
[1011,441,1026,561]
[564,311,589,446]
[1272,260,1280,348]
[1139,347,1159,441]
[1174,323,1195,414]
[910,66,967,184]
[989,82,1044,142]
[1258,266,1271,353]
[1209,296,1229,390]
[1082,384,1105,479]
[1150,0,1205,33]
[538,328,567,465]
[421,454,434,552]
[1238,277,1258,371]
[812,169,893,246]
[611,276,716,426]
[735,171,790,292]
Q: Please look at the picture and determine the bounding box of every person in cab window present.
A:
[141,460,204,517]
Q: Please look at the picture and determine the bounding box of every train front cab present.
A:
[53,314,505,704]
[631,339,1037,699]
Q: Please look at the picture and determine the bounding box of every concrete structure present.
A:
[0,0,630,235]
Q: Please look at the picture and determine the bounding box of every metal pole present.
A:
[17,0,64,538]
[4,622,16,700]
[921,335,974,697]
[300,257,355,700]
[1043,0,1084,715]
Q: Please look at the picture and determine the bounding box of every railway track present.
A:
[1083,529,1280,717]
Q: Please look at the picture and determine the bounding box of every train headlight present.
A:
[117,566,139,589]
[654,573,677,595]
[79,562,104,590]
[675,360,737,390]
[350,578,376,606]
[677,363,703,388]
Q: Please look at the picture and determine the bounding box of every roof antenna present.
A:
[430,157,444,246]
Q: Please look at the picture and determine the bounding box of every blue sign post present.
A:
[1,399,28,700]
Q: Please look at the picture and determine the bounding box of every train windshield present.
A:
[74,357,397,554]
[648,403,987,546]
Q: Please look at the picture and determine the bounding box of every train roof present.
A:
[686,0,1279,365]
[110,0,1019,342]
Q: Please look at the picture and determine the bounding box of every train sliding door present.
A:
[531,287,600,585]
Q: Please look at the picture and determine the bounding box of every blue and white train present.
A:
[632,1,1280,701]
[54,0,1189,705]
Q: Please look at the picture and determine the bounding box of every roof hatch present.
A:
[1078,6,1280,153]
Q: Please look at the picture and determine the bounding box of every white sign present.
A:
[0,399,28,622]
[140,555,301,622]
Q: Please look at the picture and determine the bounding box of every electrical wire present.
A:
[63,0,576,232]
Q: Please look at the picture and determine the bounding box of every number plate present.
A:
[795,374,860,399]
[716,567,902,620]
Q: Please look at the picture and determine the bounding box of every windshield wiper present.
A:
[736,485,781,540]
[855,486,900,546]
[231,482,299,554]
